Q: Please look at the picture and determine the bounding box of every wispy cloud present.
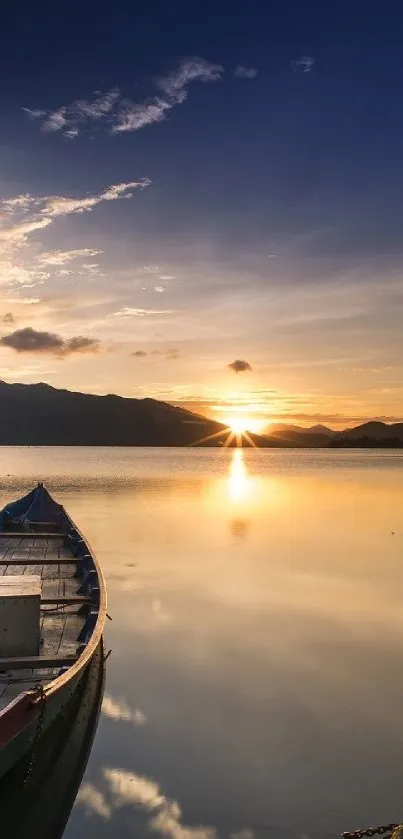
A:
[1,193,35,211]
[156,57,223,100]
[0,180,149,292]
[24,89,120,138]
[112,57,224,134]
[292,56,316,73]
[113,98,172,134]
[0,181,149,246]
[112,307,174,318]
[142,265,161,274]
[40,181,149,220]
[0,327,100,357]
[22,107,47,120]
[42,89,120,135]
[22,57,224,137]
[39,248,102,266]
[234,65,258,79]
[6,297,41,305]
[102,694,147,726]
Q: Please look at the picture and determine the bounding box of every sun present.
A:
[224,416,265,434]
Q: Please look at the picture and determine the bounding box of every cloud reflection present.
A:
[106,768,217,839]
[102,694,147,726]
[230,519,250,540]
[77,783,111,819]
[78,767,220,839]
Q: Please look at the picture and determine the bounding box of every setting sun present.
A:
[224,416,266,435]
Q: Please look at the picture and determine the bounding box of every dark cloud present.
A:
[0,312,15,326]
[65,336,100,354]
[131,348,180,360]
[228,359,252,373]
[0,327,100,357]
[165,348,180,360]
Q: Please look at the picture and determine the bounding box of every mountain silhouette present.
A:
[0,381,401,447]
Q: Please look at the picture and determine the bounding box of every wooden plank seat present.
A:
[0,532,66,539]
[40,595,94,605]
[0,558,78,566]
[0,654,78,671]
[11,520,61,531]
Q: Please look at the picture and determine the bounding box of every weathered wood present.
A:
[11,520,61,530]
[41,595,93,605]
[58,546,74,557]
[0,532,65,539]
[41,580,60,598]
[4,565,25,576]
[41,614,67,658]
[0,576,41,594]
[0,558,76,566]
[0,654,78,671]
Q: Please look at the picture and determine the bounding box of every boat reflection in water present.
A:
[0,640,105,839]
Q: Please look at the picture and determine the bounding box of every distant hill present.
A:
[267,423,336,448]
[267,420,403,448]
[0,381,401,447]
[330,421,403,448]
[305,424,336,437]
[0,380,278,447]
[0,380,225,446]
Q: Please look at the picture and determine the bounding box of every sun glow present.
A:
[224,416,266,435]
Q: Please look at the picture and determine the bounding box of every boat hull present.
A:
[0,639,105,838]
[0,662,86,781]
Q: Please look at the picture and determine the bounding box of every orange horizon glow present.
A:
[222,416,267,435]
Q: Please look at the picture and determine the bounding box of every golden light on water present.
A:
[228,449,253,502]
[223,449,282,513]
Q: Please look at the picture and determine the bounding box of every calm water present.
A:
[1,447,403,839]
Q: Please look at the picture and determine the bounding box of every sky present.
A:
[1,1,403,429]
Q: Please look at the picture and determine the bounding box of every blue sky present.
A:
[0,1,402,427]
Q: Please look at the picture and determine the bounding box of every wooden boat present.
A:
[0,635,105,838]
[0,483,106,781]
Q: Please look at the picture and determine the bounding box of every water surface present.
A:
[1,447,403,839]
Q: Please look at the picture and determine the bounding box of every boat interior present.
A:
[0,486,101,713]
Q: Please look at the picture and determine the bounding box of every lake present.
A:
[1,447,403,839]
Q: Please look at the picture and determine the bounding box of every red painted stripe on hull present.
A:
[0,692,40,748]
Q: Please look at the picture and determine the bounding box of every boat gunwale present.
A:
[40,506,107,703]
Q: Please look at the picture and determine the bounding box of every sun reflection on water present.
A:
[227,448,255,503]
